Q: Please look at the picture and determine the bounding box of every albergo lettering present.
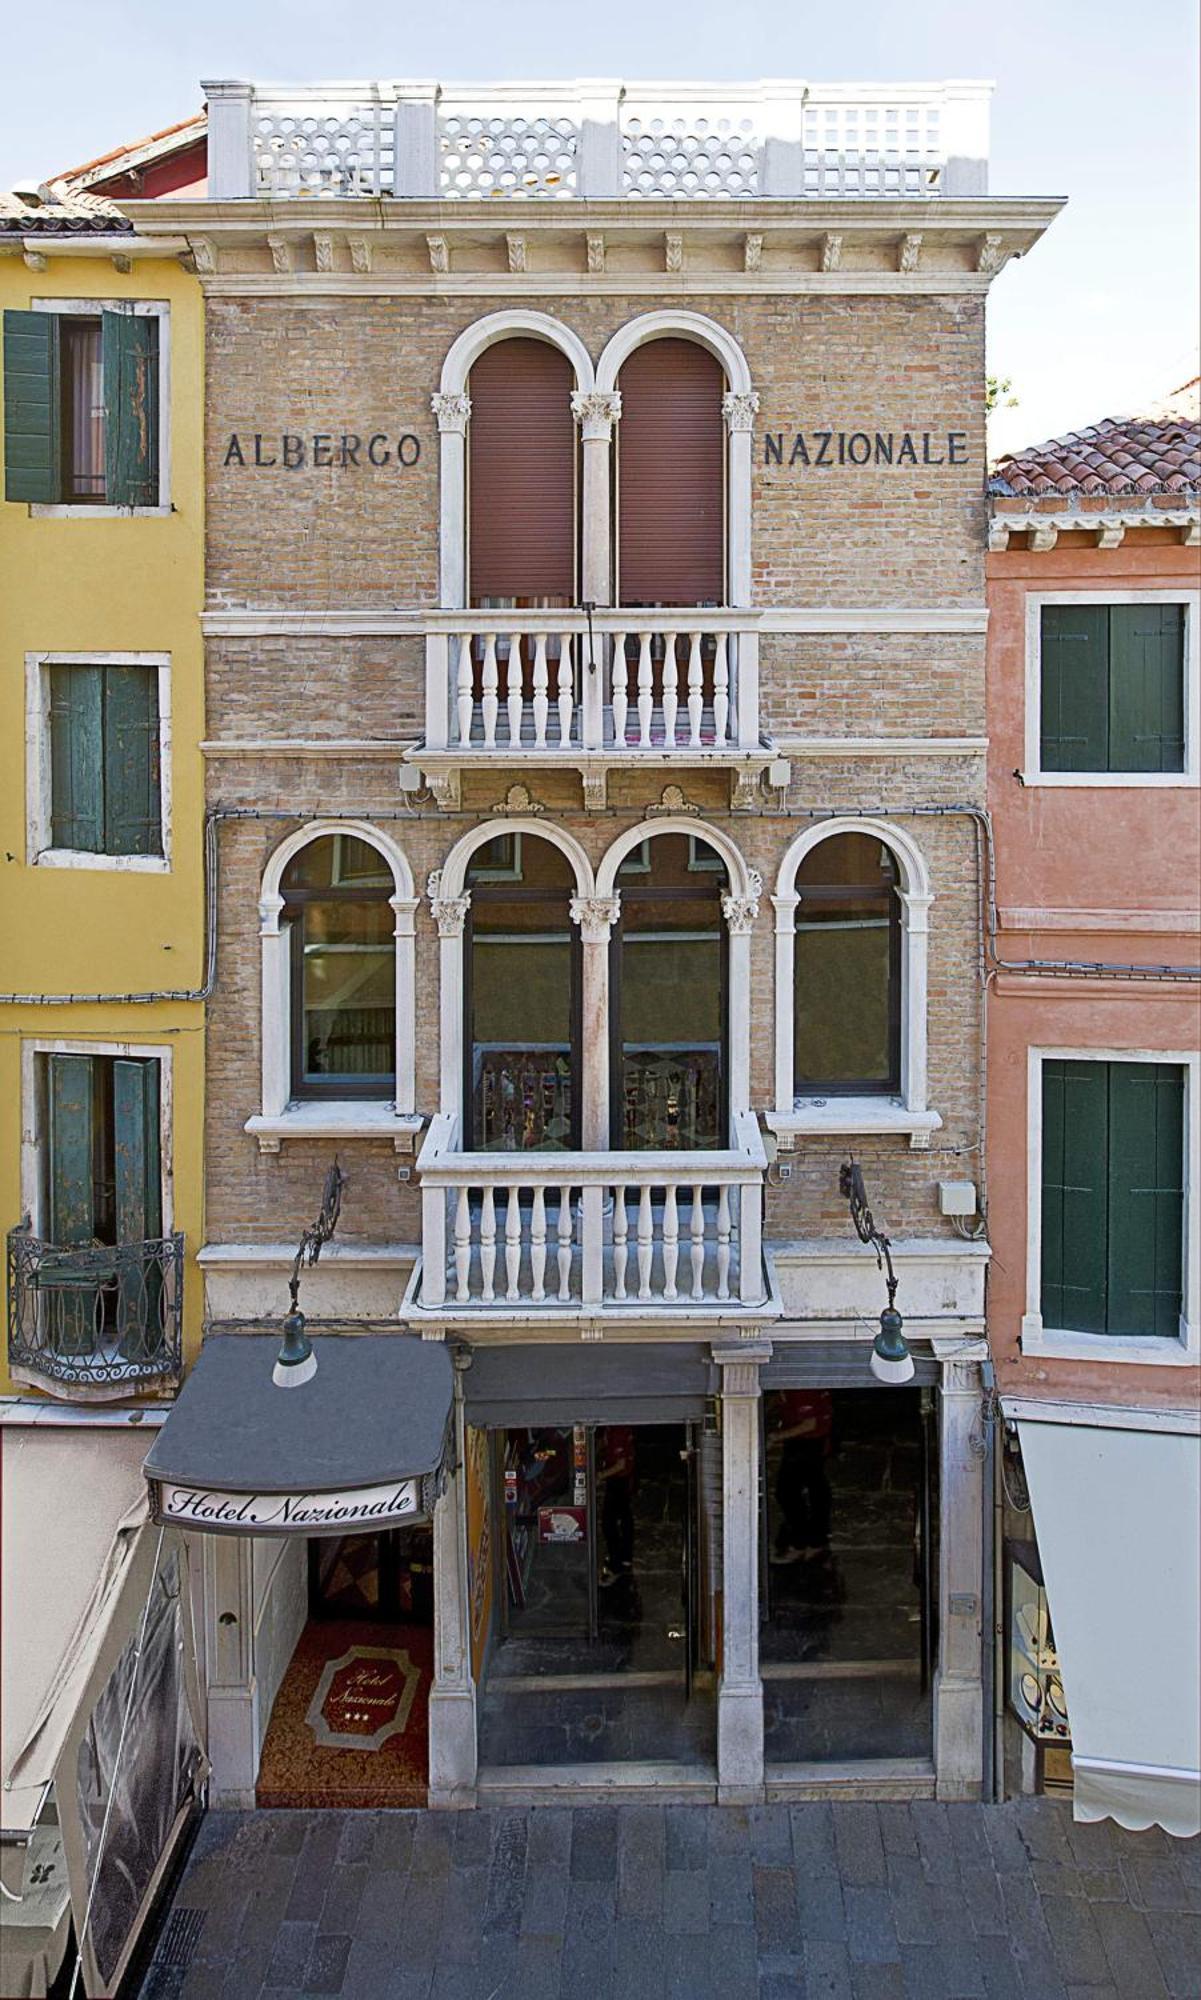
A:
[222,432,422,470]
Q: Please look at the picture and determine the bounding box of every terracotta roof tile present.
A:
[989,416,1200,497]
[0,180,131,233]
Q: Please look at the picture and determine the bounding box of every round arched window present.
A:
[794,834,901,1095]
[280,835,395,1098]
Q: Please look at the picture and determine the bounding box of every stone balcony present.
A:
[406,1109,778,1326]
[411,609,770,809]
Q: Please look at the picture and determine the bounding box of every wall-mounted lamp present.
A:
[272,1159,347,1389]
[839,1159,915,1386]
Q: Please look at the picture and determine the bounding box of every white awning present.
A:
[2,1427,150,1834]
[1016,1411,1201,1838]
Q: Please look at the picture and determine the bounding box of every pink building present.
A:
[985,406,1200,1834]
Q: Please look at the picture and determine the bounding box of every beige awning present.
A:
[2,1427,151,1835]
[1016,1409,1201,1839]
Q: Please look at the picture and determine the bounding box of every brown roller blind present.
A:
[469,337,576,602]
[617,338,725,606]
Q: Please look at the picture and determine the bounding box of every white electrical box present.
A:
[767,758,792,789]
[939,1180,977,1217]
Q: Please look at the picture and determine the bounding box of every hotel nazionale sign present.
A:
[218,425,970,472]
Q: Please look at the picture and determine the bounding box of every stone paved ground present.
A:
[138,1801,1200,2000]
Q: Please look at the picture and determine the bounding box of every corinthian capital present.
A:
[721,390,761,435]
[430,391,472,436]
[721,890,760,935]
[571,389,622,442]
[431,892,471,938]
[570,893,621,942]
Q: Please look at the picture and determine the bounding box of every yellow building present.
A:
[0,170,205,1404]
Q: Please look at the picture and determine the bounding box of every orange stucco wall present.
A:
[985,531,1201,1412]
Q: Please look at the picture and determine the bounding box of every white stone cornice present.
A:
[989,505,1200,550]
[431,390,471,435]
[569,894,621,942]
[722,390,761,435]
[571,389,622,441]
[1029,522,1059,552]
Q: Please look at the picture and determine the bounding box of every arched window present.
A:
[612,830,728,1147]
[279,834,397,1099]
[793,833,901,1095]
[465,832,579,1150]
[468,337,577,607]
[616,337,725,607]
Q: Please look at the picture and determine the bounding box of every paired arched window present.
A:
[468,337,577,607]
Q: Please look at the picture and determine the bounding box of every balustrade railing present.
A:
[415,1110,767,1311]
[424,611,760,756]
[7,1223,184,1394]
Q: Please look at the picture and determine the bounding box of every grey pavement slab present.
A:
[137,1799,1198,2000]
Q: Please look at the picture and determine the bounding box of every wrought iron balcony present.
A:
[407,1109,777,1322]
[7,1223,184,1397]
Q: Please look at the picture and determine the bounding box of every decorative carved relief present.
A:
[743,232,763,272]
[644,784,699,819]
[348,236,372,274]
[266,234,293,274]
[426,232,450,273]
[976,232,1004,275]
[721,893,759,935]
[820,232,842,273]
[665,231,684,273]
[898,232,923,273]
[586,232,605,273]
[491,782,544,816]
[506,232,527,273]
[431,894,471,938]
[190,237,217,275]
[430,391,472,436]
[313,232,335,273]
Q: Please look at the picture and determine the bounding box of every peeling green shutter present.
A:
[49,665,104,853]
[1040,606,1109,771]
[48,1054,95,1245]
[1040,1060,1108,1334]
[1108,1062,1184,1337]
[3,308,60,503]
[103,666,161,856]
[1109,605,1185,773]
[113,1059,161,1240]
[102,310,158,507]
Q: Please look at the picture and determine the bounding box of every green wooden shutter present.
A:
[3,308,60,503]
[1107,1062,1184,1337]
[1041,1060,1108,1333]
[102,666,161,855]
[102,310,158,507]
[1108,605,1186,773]
[49,665,104,853]
[47,1054,96,1244]
[1040,606,1109,772]
[112,1059,161,1240]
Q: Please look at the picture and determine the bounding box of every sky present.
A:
[3,0,1197,458]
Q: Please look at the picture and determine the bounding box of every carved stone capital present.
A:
[722,390,761,435]
[721,891,760,935]
[426,232,449,274]
[313,231,335,273]
[348,235,372,275]
[665,230,684,273]
[266,233,293,274]
[820,232,842,273]
[431,391,471,436]
[571,389,622,442]
[976,232,1005,276]
[570,894,621,942]
[586,231,605,274]
[431,893,471,938]
[898,231,923,274]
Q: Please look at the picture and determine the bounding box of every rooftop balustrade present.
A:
[203,79,991,202]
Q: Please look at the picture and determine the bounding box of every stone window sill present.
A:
[1020,1316,1198,1368]
[767,1100,943,1151]
[246,1102,424,1156]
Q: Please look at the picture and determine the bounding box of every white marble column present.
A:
[934,1352,987,1800]
[429,877,470,1119]
[428,1359,479,1807]
[258,892,289,1119]
[201,1532,258,1806]
[722,390,759,611]
[721,878,761,1128]
[431,392,471,609]
[714,1342,771,1803]
[570,894,620,1148]
[571,390,621,609]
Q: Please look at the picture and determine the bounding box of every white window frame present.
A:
[1023,1045,1200,1366]
[246,820,421,1153]
[767,817,941,1147]
[27,295,172,519]
[25,650,172,872]
[1023,589,1200,788]
[20,1038,174,1237]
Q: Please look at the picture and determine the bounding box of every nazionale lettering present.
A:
[221,432,423,470]
[764,430,972,469]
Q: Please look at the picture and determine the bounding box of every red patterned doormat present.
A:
[256,1620,432,1809]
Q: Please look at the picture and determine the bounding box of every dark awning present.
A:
[462,1341,714,1427]
[143,1334,453,1534]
